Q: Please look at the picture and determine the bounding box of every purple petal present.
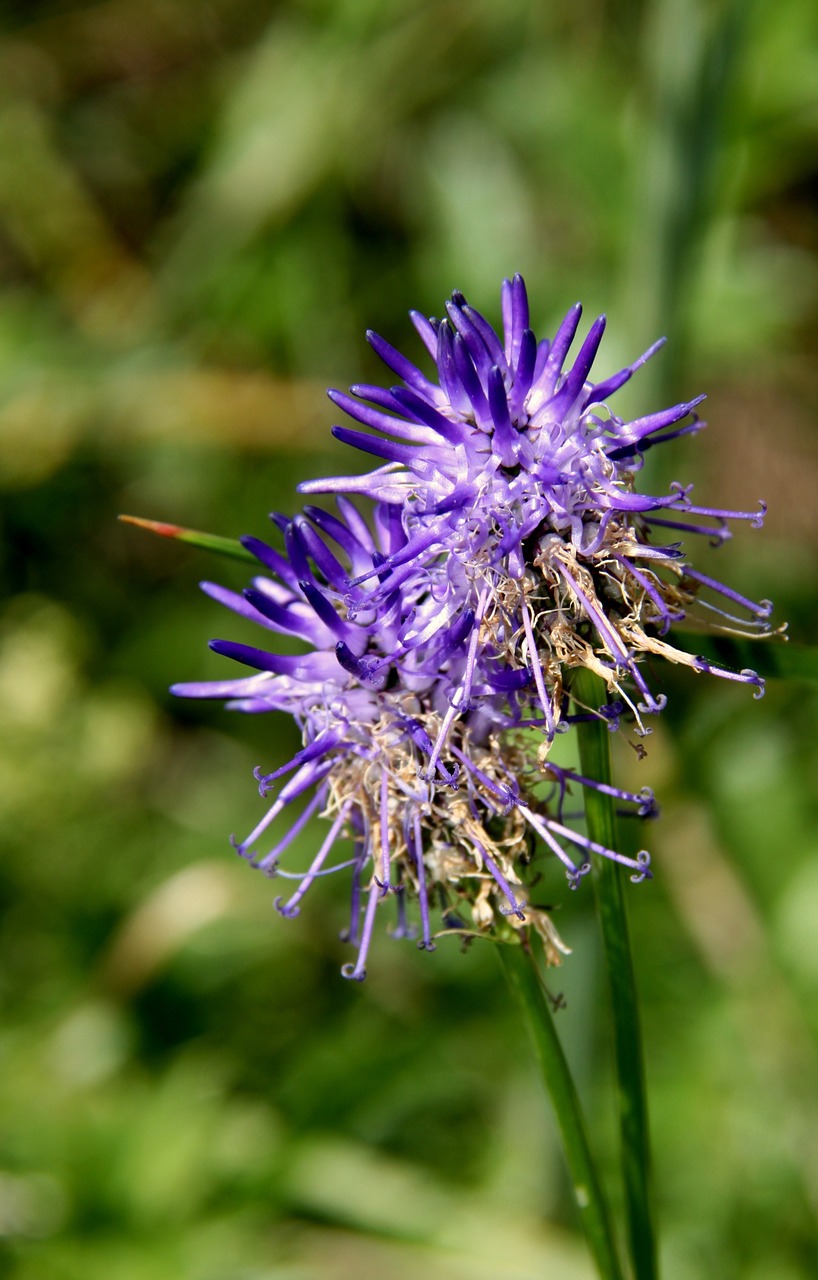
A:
[209,638,333,679]
[366,329,438,398]
[328,388,433,444]
[331,424,429,469]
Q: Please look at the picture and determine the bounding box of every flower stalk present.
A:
[573,666,658,1280]
[499,936,625,1280]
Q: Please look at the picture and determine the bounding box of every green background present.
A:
[1,2,817,1276]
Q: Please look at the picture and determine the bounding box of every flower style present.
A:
[173,274,776,977]
[302,274,772,741]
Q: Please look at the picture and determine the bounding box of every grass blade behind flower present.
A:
[572,667,659,1280]
[499,938,625,1280]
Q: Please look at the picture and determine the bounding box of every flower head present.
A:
[173,275,777,976]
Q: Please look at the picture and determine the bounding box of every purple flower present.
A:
[173,274,777,977]
[302,275,773,737]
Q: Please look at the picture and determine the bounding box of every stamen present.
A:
[544,763,657,817]
[238,759,335,858]
[642,514,731,545]
[340,840,367,945]
[555,559,630,666]
[390,885,417,940]
[378,769,391,894]
[448,744,518,813]
[691,657,765,697]
[274,801,353,916]
[548,818,653,879]
[520,595,556,738]
[613,554,684,635]
[252,786,327,873]
[682,568,773,619]
[476,843,526,920]
[518,804,583,881]
[341,880,382,981]
[412,809,434,951]
[254,730,342,795]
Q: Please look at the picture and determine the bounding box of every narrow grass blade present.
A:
[572,667,659,1280]
[119,514,256,564]
[499,939,625,1280]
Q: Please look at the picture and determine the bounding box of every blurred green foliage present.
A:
[1,1,817,1277]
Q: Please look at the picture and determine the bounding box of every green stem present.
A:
[499,939,625,1280]
[572,667,658,1280]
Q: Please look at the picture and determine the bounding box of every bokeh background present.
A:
[1,2,817,1277]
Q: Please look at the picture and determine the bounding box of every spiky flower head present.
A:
[173,275,776,977]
